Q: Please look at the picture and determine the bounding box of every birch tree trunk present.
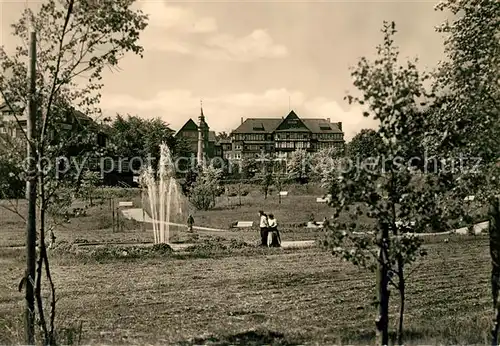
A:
[490,196,500,345]
[376,226,390,346]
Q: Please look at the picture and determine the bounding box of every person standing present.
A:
[268,214,281,247]
[187,214,194,232]
[322,216,330,230]
[259,210,269,246]
[48,230,56,249]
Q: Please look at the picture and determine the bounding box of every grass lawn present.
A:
[0,186,354,248]
[0,236,492,345]
[0,186,494,344]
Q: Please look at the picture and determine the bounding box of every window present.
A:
[296,141,311,149]
[245,134,264,141]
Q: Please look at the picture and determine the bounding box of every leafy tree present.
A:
[223,159,242,180]
[260,161,274,199]
[240,157,258,180]
[287,149,311,184]
[274,173,285,204]
[216,157,232,179]
[428,0,500,212]
[216,131,230,140]
[0,0,148,343]
[107,114,144,158]
[77,170,101,206]
[347,129,385,162]
[324,21,441,345]
[190,164,223,211]
[430,0,500,342]
[311,147,342,194]
[0,152,24,199]
[107,114,190,173]
[182,168,198,197]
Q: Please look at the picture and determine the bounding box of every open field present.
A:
[0,183,485,248]
[0,236,493,344]
[0,186,494,344]
[0,186,346,248]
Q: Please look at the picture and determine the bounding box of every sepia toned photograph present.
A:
[0,0,499,344]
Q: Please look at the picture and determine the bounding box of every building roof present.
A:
[274,110,310,132]
[175,118,217,143]
[0,102,102,132]
[176,118,198,135]
[208,131,216,142]
[231,118,283,134]
[302,119,343,133]
[231,110,343,134]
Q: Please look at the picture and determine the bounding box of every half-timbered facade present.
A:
[228,110,344,160]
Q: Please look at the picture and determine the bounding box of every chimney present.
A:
[241,117,243,124]
[326,118,330,123]
[337,122,342,131]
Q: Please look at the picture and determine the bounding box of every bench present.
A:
[395,221,416,231]
[118,201,133,207]
[316,194,332,203]
[395,221,415,227]
[233,221,253,228]
[306,221,324,228]
[279,191,288,196]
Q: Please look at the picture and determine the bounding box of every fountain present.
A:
[139,143,187,244]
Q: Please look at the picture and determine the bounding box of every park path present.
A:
[121,208,228,233]
[122,208,490,236]
[121,208,490,250]
[0,210,488,252]
[163,240,316,251]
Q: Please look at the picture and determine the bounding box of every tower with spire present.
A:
[197,100,208,166]
[175,101,219,170]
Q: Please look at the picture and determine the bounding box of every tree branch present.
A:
[0,88,34,150]
[0,200,27,223]
[40,0,74,148]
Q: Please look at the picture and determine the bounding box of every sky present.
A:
[0,0,449,140]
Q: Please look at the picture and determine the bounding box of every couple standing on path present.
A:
[259,210,281,247]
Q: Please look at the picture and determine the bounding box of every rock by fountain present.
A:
[139,143,187,244]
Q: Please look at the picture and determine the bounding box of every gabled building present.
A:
[0,102,124,183]
[229,110,344,160]
[175,107,220,160]
[0,102,108,150]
